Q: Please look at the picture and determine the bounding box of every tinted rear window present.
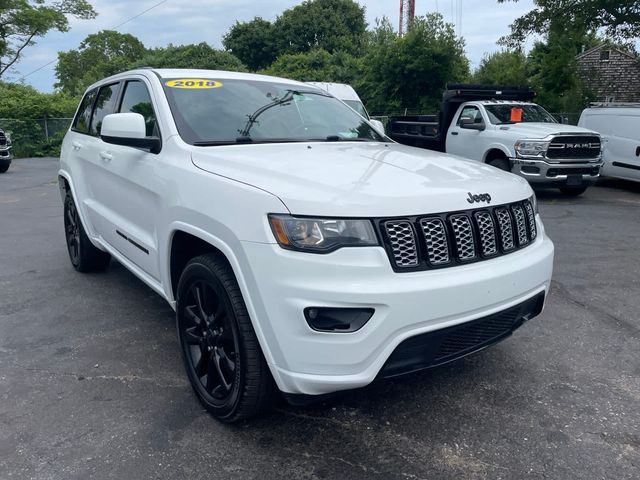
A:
[72,90,97,134]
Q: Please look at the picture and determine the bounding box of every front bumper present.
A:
[510,157,602,186]
[0,147,12,162]
[241,219,554,396]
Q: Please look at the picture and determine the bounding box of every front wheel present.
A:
[486,157,511,172]
[0,160,10,173]
[559,186,588,196]
[176,254,275,422]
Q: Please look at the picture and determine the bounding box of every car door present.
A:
[602,113,640,182]
[446,104,486,161]
[90,78,164,280]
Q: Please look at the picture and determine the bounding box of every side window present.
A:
[457,106,481,125]
[89,83,121,137]
[72,89,97,134]
[118,81,158,137]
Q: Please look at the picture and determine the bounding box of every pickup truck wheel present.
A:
[176,254,275,422]
[486,157,511,172]
[0,160,10,173]
[63,192,111,272]
[559,186,588,196]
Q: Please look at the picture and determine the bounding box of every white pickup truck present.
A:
[389,84,603,196]
[59,69,554,422]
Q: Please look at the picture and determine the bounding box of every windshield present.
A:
[162,78,384,145]
[343,100,368,119]
[484,104,557,125]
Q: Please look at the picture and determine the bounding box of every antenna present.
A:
[399,0,416,36]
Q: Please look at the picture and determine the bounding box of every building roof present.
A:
[576,44,638,61]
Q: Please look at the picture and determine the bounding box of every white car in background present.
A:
[579,105,640,182]
[59,69,554,422]
[306,81,385,134]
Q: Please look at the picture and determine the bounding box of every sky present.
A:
[8,0,538,92]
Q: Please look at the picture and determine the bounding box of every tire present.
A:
[63,192,111,272]
[0,160,10,173]
[176,254,276,422]
[559,186,588,196]
[486,156,511,172]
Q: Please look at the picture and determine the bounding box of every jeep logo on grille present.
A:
[467,192,492,204]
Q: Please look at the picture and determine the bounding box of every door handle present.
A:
[72,141,83,150]
[451,131,459,136]
[636,146,639,157]
[100,151,113,162]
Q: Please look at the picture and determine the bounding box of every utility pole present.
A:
[399,0,416,36]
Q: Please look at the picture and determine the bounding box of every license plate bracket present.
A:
[566,174,583,186]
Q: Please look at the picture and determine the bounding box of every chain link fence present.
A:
[0,117,73,158]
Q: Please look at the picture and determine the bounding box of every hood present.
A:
[191,142,532,217]
[496,122,599,139]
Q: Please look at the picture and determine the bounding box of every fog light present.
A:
[304,307,375,332]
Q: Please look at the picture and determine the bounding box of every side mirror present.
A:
[370,119,386,136]
[100,113,161,154]
[460,117,486,131]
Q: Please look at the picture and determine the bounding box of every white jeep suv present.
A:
[59,69,554,422]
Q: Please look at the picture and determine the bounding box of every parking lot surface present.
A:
[1,157,639,479]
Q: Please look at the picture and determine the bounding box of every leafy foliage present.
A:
[261,49,362,84]
[358,14,469,113]
[134,43,246,71]
[223,18,277,71]
[472,51,528,86]
[56,30,147,95]
[498,0,640,47]
[0,0,96,77]
[223,0,367,69]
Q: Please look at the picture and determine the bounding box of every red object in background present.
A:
[510,107,523,122]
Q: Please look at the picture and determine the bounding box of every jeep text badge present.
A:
[467,192,492,204]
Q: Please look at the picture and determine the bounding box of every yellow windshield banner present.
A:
[165,79,222,89]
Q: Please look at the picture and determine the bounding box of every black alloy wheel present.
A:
[63,192,110,272]
[176,254,275,422]
[179,279,240,405]
[64,194,81,266]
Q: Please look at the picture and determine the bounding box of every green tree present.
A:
[359,14,469,113]
[135,43,246,71]
[273,0,367,56]
[473,51,528,86]
[223,17,277,71]
[55,30,147,95]
[261,49,361,83]
[498,0,640,47]
[0,0,96,77]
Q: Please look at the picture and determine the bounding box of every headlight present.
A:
[268,215,378,253]
[515,139,549,158]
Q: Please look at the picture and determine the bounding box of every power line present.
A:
[18,0,170,80]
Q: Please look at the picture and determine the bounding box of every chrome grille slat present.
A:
[419,218,450,265]
[495,208,515,251]
[382,200,535,271]
[474,211,497,256]
[524,201,537,240]
[384,221,418,267]
[511,204,528,246]
[449,214,476,261]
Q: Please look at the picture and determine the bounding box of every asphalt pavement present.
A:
[1,157,639,479]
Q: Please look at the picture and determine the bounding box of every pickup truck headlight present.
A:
[515,140,549,158]
[269,215,378,253]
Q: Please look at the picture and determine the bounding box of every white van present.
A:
[578,105,640,182]
[306,82,385,134]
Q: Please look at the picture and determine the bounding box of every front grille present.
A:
[0,132,6,147]
[381,199,537,272]
[546,135,601,159]
[378,291,546,378]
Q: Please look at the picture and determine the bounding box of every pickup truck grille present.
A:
[546,135,600,159]
[0,132,6,147]
[381,199,536,271]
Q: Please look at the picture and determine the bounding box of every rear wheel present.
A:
[176,254,275,422]
[559,186,588,196]
[486,156,511,172]
[63,192,111,272]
